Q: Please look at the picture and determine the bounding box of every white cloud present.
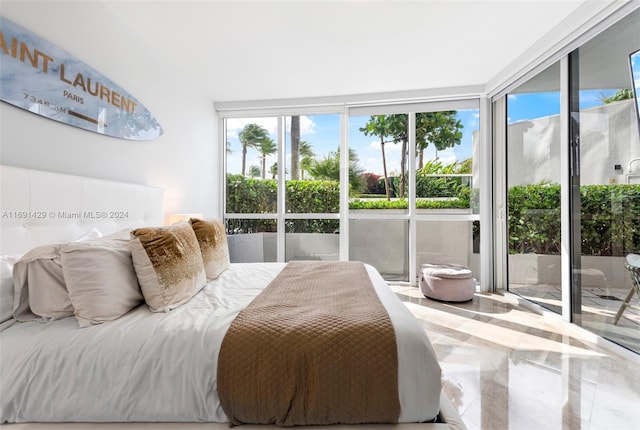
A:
[226,117,279,139]
[368,140,403,153]
[436,148,458,166]
[368,140,381,151]
[225,116,316,140]
[285,115,315,135]
[227,153,243,175]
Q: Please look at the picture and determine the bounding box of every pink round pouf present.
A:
[419,263,475,302]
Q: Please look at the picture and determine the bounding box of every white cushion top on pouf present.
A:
[421,263,473,279]
[419,263,475,302]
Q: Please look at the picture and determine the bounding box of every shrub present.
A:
[415,159,471,198]
[507,184,561,254]
[226,174,277,214]
[507,183,640,256]
[225,176,340,233]
[359,172,385,195]
[226,175,639,257]
[579,185,640,256]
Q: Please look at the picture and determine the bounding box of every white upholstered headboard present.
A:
[0,165,164,255]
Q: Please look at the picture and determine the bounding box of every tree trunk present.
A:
[261,156,266,179]
[242,145,247,176]
[418,148,424,170]
[291,116,300,180]
[381,137,390,201]
[399,138,407,198]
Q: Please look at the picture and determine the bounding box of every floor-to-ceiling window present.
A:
[225,116,279,262]
[501,9,640,354]
[414,108,480,282]
[348,102,480,283]
[222,100,482,287]
[347,110,410,281]
[284,114,341,261]
[224,113,341,263]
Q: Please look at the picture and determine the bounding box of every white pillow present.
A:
[60,236,143,328]
[1,254,21,330]
[130,222,206,312]
[12,244,73,321]
[189,218,230,279]
[11,229,113,322]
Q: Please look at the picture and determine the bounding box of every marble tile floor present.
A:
[391,285,640,430]
[509,284,640,354]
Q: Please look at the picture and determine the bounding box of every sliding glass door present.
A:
[572,10,640,351]
[506,62,563,313]
[503,8,640,353]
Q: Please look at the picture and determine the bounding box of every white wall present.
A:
[0,1,220,222]
[506,99,640,186]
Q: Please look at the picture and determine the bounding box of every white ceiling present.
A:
[1,0,628,103]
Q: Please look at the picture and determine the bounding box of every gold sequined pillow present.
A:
[130,222,206,312]
[189,218,230,279]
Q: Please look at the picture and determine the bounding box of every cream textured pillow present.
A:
[130,222,206,312]
[12,244,73,321]
[11,229,109,322]
[189,218,230,279]
[1,255,21,328]
[60,236,143,328]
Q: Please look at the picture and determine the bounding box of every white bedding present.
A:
[0,262,442,424]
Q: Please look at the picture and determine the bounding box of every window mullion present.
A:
[408,113,417,285]
[340,106,350,261]
[277,116,286,262]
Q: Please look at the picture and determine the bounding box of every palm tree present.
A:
[299,140,315,180]
[362,113,464,198]
[290,116,300,180]
[360,115,393,200]
[270,162,288,179]
[239,123,270,176]
[258,138,277,179]
[309,147,365,194]
[248,165,261,178]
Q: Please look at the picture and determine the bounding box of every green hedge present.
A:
[349,187,471,209]
[226,175,340,233]
[508,184,640,256]
[226,175,640,256]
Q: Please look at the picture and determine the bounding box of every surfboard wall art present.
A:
[0,16,163,140]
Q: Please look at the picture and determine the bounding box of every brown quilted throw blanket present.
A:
[217,261,400,426]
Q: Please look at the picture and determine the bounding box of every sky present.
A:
[632,49,640,113]
[506,89,625,125]
[226,63,640,179]
[226,110,479,178]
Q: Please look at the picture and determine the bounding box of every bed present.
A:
[0,165,465,429]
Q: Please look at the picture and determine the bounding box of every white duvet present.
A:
[0,263,441,424]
